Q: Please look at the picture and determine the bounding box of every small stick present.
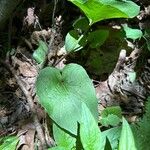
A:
[39,0,58,69]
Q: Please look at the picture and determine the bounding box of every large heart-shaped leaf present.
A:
[36,63,98,134]
[68,0,140,24]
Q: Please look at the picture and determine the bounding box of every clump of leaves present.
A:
[99,106,122,127]
[36,63,137,150]
[65,0,140,53]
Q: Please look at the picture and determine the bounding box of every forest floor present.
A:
[0,0,150,149]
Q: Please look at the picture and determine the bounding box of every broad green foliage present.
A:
[66,0,139,52]
[88,29,109,48]
[80,103,102,150]
[68,0,140,24]
[53,124,76,149]
[100,114,121,127]
[132,98,150,150]
[99,106,122,127]
[122,24,143,40]
[119,118,137,150]
[101,127,121,149]
[100,0,139,18]
[33,40,48,64]
[0,136,19,150]
[34,1,145,150]
[36,63,98,134]
[65,28,109,52]
[101,106,122,118]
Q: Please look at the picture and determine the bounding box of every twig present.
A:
[22,37,33,50]
[0,59,47,149]
[53,44,85,67]
[39,0,58,69]
[52,0,58,28]
[53,53,67,66]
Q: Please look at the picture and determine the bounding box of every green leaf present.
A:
[68,0,140,24]
[122,24,143,40]
[53,124,76,149]
[0,136,19,150]
[119,117,137,150]
[101,127,121,150]
[80,103,102,150]
[33,40,48,64]
[88,29,109,48]
[100,114,121,127]
[100,106,122,126]
[101,106,122,118]
[100,0,139,18]
[73,17,89,31]
[65,30,84,52]
[36,63,98,135]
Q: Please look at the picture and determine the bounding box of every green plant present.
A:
[0,136,19,150]
[35,64,139,149]
[99,106,122,127]
[64,0,140,53]
[36,63,98,134]
[36,63,137,149]
[35,0,149,149]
